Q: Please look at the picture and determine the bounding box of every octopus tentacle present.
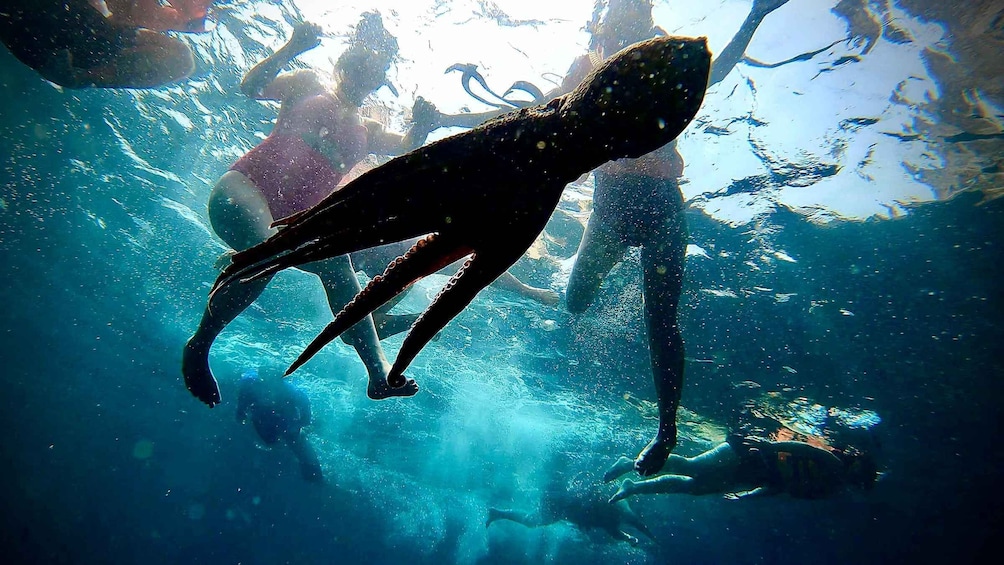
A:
[216,214,423,294]
[285,234,474,375]
[386,246,521,384]
[196,36,711,401]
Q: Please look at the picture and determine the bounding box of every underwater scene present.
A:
[1,0,1001,563]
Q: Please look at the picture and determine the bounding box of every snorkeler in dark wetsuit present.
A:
[236,369,323,482]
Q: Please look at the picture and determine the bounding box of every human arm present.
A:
[366,95,453,155]
[494,272,559,306]
[707,0,789,88]
[361,118,414,157]
[406,53,591,141]
[240,21,323,100]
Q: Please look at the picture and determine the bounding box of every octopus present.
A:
[215,36,712,391]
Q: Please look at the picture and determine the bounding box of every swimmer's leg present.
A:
[184,272,272,407]
[59,29,194,88]
[373,312,421,340]
[183,172,276,408]
[603,456,636,483]
[369,286,420,340]
[565,209,625,314]
[635,202,687,476]
[486,508,542,528]
[308,256,418,399]
[286,431,323,483]
[609,475,695,503]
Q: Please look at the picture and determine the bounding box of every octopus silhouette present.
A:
[215,36,711,390]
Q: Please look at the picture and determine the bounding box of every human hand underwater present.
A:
[405,96,442,150]
[288,21,322,53]
[214,36,712,389]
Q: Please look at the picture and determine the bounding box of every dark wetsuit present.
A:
[0,0,137,72]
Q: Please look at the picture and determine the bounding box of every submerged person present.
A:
[184,15,556,409]
[487,480,654,546]
[606,434,879,503]
[561,0,789,476]
[236,369,322,482]
[0,0,214,89]
[409,0,789,476]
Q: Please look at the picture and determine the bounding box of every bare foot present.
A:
[368,376,419,400]
[603,456,636,483]
[608,479,635,504]
[182,340,221,407]
[634,434,675,477]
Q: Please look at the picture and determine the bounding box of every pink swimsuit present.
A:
[230,94,368,220]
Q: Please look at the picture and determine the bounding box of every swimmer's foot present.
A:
[603,456,636,483]
[634,432,676,477]
[213,249,237,271]
[608,479,636,504]
[182,339,221,408]
[367,376,419,400]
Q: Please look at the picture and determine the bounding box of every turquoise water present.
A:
[1,1,1001,564]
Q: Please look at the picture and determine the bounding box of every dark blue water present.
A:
[2,3,1001,565]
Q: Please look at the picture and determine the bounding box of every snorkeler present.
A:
[487,479,654,545]
[0,0,214,89]
[236,369,323,483]
[606,434,879,503]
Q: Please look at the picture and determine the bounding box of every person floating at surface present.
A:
[184,14,556,409]
[183,14,420,408]
[605,434,879,503]
[562,0,789,476]
[406,0,789,477]
[487,479,654,546]
[0,0,214,89]
[95,0,213,32]
[236,368,323,483]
